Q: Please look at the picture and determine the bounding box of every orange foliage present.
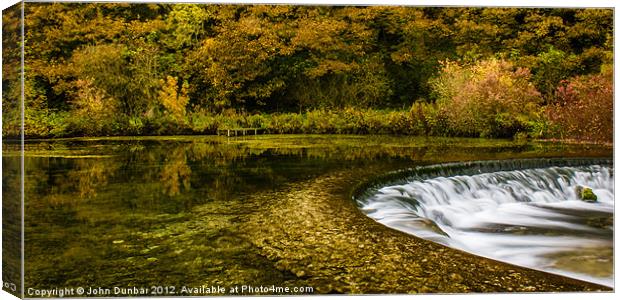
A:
[545,69,613,142]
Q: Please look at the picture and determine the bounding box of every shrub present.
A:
[357,109,385,134]
[431,59,543,138]
[149,114,192,135]
[304,109,334,133]
[189,112,219,134]
[386,111,413,135]
[545,69,613,142]
[46,112,71,137]
[245,114,267,128]
[267,113,304,134]
[413,102,451,136]
[66,79,121,136]
[126,117,145,135]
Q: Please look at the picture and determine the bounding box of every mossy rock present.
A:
[575,186,598,202]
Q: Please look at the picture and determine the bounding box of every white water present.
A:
[359,165,614,287]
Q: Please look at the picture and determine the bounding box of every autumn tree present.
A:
[4,3,613,138]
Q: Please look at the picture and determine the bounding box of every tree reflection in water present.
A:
[1,135,611,291]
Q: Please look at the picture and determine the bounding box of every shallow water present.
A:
[358,163,614,287]
[2,135,613,293]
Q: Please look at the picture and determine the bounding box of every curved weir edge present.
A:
[351,158,613,202]
[349,157,613,290]
[241,158,613,293]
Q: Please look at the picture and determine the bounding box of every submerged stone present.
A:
[575,186,598,202]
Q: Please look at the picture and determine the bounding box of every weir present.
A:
[355,159,614,287]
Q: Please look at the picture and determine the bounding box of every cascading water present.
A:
[356,160,614,287]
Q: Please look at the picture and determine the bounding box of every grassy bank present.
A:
[3,60,611,144]
[3,107,511,139]
[2,104,609,144]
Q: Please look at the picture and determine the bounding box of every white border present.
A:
[0,1,617,300]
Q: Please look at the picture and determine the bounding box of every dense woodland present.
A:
[1,3,613,141]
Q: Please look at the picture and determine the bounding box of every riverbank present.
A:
[534,138,614,147]
[3,106,611,144]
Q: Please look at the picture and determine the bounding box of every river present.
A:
[2,135,613,294]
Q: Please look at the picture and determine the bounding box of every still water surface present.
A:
[1,135,613,292]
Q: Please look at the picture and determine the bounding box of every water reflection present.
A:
[1,135,612,292]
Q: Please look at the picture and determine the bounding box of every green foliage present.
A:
[127,117,145,135]
[431,59,543,138]
[409,102,450,136]
[2,4,22,137]
[70,44,160,116]
[189,111,220,134]
[2,79,22,138]
[268,113,304,134]
[531,47,580,103]
[164,4,214,50]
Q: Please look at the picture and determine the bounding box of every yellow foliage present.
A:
[159,76,189,120]
[74,78,117,119]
